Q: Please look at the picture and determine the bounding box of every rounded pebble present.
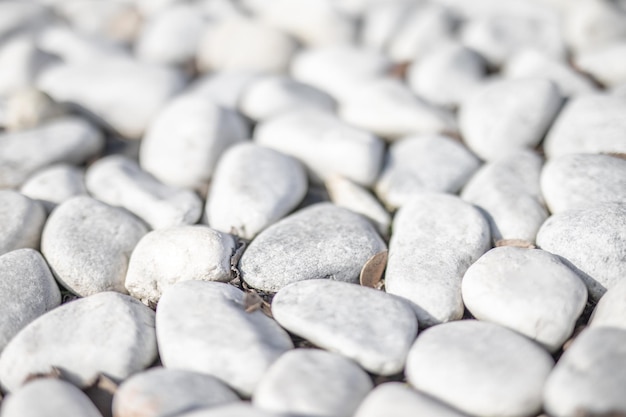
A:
[20,164,87,211]
[0,190,46,256]
[589,278,626,330]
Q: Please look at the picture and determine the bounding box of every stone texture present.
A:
[0,190,46,256]
[271,279,418,375]
[590,278,626,331]
[20,164,87,211]
[41,196,148,296]
[0,291,157,392]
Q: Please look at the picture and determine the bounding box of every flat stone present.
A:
[544,327,626,417]
[590,278,626,330]
[339,78,458,140]
[461,150,548,243]
[125,226,236,306]
[197,16,296,73]
[41,196,148,296]
[177,403,290,417]
[239,75,336,121]
[459,78,562,161]
[113,367,240,417]
[462,247,588,352]
[354,382,470,417]
[543,93,626,158]
[206,143,308,240]
[85,155,203,230]
[541,153,626,214]
[239,203,386,292]
[0,116,104,188]
[375,134,481,209]
[406,320,554,417]
[253,348,373,417]
[140,94,248,190]
[271,279,418,375]
[0,378,103,417]
[156,281,294,396]
[20,164,87,211]
[536,202,626,300]
[254,109,384,187]
[0,291,157,392]
[0,249,60,352]
[0,190,46,256]
[386,193,491,327]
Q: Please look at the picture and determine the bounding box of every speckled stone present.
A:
[0,190,46,256]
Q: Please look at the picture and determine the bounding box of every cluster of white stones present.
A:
[1,0,626,416]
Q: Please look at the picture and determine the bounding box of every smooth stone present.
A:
[544,327,626,417]
[177,403,290,417]
[0,291,157,392]
[360,1,415,52]
[339,78,458,140]
[461,150,548,243]
[325,175,391,238]
[186,71,259,110]
[254,109,384,187]
[406,320,554,417]
[85,155,202,230]
[462,247,588,352]
[140,94,248,190]
[407,42,487,108]
[41,196,148,296]
[113,367,240,417]
[135,4,205,66]
[4,88,66,131]
[0,35,48,97]
[543,93,626,158]
[272,279,417,375]
[197,16,296,73]
[541,153,626,214]
[156,281,294,396]
[239,203,386,292]
[563,0,626,54]
[375,134,481,209]
[574,41,626,87]
[0,378,103,417]
[459,78,562,161]
[290,45,392,102]
[38,60,185,139]
[590,278,626,330]
[354,382,470,417]
[504,49,597,97]
[0,2,50,41]
[536,202,626,300]
[125,226,236,305]
[0,116,103,188]
[0,191,46,256]
[20,164,87,211]
[206,143,307,239]
[253,349,373,417]
[386,193,491,327]
[0,249,61,352]
[239,75,336,121]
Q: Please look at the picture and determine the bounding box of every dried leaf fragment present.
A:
[495,239,536,249]
[360,250,388,290]
[23,367,62,384]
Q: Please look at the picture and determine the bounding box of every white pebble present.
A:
[20,164,87,211]
[563,0,626,54]
[0,35,48,97]
[4,88,66,131]
[574,42,626,87]
[590,278,626,331]
[186,71,259,110]
[177,403,288,417]
[0,190,46,256]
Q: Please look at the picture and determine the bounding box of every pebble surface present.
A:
[0,190,46,256]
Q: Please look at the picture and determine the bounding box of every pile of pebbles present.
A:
[1,0,626,416]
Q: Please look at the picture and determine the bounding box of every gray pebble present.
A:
[375,134,481,209]
[544,327,626,417]
[113,367,240,417]
[0,190,46,256]
[590,278,626,331]
[206,143,307,240]
[254,109,384,187]
[0,249,60,352]
[459,78,562,161]
[85,155,203,230]
[386,193,491,327]
[0,291,157,392]
[41,196,148,296]
[271,279,418,375]
[156,281,293,396]
[406,320,554,417]
[0,116,103,189]
[462,247,588,352]
[20,164,87,211]
[354,382,470,417]
[461,150,548,243]
[253,349,373,417]
[239,203,386,292]
[536,202,626,300]
[544,93,626,158]
[125,226,236,306]
[0,378,103,417]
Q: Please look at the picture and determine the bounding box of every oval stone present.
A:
[0,190,46,256]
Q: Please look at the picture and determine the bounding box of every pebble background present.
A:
[0,0,625,416]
